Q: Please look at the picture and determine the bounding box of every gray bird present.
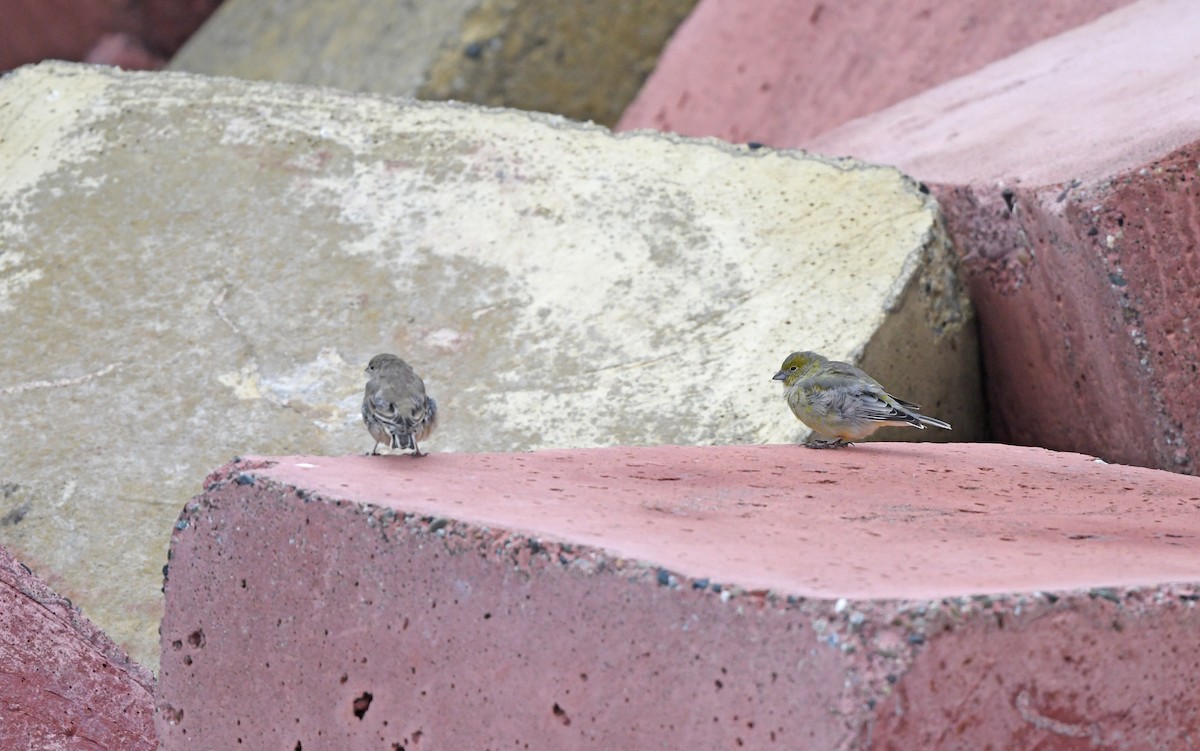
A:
[773,350,951,448]
[361,353,438,457]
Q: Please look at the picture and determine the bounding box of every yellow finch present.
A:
[361,354,438,457]
[772,351,950,448]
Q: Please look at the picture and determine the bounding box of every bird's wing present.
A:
[848,392,923,425]
[818,360,882,386]
[806,374,921,426]
[370,373,430,432]
[890,395,922,411]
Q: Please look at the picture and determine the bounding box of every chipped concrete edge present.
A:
[2,546,156,690]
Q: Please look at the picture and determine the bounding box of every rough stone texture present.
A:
[158,446,1200,748]
[0,61,979,669]
[0,544,155,750]
[809,0,1200,473]
[617,0,1133,144]
[0,0,221,72]
[169,0,700,127]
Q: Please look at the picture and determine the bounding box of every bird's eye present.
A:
[789,366,797,371]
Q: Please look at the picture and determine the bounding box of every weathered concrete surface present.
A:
[809,0,1200,473]
[0,544,155,750]
[0,61,979,669]
[170,0,699,127]
[158,446,1200,748]
[0,0,220,72]
[617,0,1132,144]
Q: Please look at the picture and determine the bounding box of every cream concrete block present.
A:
[0,61,979,669]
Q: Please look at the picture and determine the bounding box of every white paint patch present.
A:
[0,63,115,207]
[424,328,472,352]
[217,115,263,147]
[0,252,44,313]
[217,364,263,400]
[259,348,354,401]
[217,348,363,432]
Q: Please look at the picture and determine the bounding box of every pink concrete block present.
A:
[159,446,1200,748]
[0,545,155,749]
[0,0,219,72]
[808,0,1200,473]
[83,33,167,70]
[927,152,1200,473]
[617,0,1132,144]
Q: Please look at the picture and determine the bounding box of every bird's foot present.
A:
[804,438,853,449]
[410,449,427,458]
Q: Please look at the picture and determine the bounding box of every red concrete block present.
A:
[159,446,1200,748]
[807,0,1200,473]
[926,153,1200,473]
[0,545,155,750]
[617,0,1132,144]
[0,0,220,72]
[83,33,167,70]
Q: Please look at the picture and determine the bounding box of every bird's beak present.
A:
[772,371,787,381]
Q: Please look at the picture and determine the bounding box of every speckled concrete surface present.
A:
[159,445,1200,748]
[0,544,155,750]
[0,62,978,669]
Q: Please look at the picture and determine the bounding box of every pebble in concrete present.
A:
[0,544,155,750]
[158,445,1200,748]
[0,62,978,667]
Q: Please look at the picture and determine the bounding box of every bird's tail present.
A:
[916,414,952,431]
[888,396,951,431]
[418,396,438,440]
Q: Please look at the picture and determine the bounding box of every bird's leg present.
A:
[804,438,853,449]
[367,441,381,456]
[410,438,427,458]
